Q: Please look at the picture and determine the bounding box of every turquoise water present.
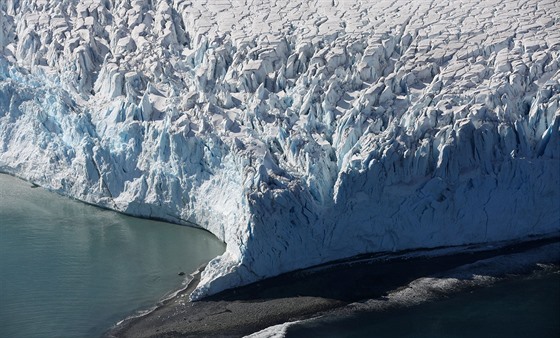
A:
[287,273,560,338]
[0,174,225,338]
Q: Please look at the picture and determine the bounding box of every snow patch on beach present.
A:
[349,242,560,312]
[245,242,560,337]
[244,321,298,338]
[0,0,559,298]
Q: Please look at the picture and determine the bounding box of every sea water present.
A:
[0,174,225,338]
[286,272,560,338]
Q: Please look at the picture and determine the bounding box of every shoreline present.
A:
[106,235,560,338]
[0,173,219,238]
[113,265,204,328]
[105,266,346,337]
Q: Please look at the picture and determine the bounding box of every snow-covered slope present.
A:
[0,0,559,299]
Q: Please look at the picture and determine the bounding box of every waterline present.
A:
[0,174,225,338]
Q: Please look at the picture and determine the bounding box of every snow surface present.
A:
[0,0,559,299]
[244,321,297,338]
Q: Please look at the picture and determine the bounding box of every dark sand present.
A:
[105,268,344,338]
[106,236,559,338]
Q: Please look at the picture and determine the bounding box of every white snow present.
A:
[244,321,297,338]
[0,0,559,299]
[345,242,560,313]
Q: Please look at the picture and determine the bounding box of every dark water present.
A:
[0,174,225,338]
[287,273,560,338]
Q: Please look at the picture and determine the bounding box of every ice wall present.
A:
[0,0,558,298]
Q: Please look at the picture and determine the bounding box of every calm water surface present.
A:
[0,174,225,338]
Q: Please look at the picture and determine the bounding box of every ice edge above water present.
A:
[0,0,559,298]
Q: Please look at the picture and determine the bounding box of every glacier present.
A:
[0,0,559,299]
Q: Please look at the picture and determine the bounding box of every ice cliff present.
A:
[0,0,559,299]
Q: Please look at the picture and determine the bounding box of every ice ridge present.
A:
[0,0,559,298]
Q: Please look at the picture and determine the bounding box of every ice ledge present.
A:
[1,0,560,298]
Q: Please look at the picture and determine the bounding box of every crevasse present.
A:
[0,0,559,299]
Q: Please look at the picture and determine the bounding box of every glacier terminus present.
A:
[0,0,559,299]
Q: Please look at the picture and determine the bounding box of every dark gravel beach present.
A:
[105,268,344,338]
[106,236,560,338]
